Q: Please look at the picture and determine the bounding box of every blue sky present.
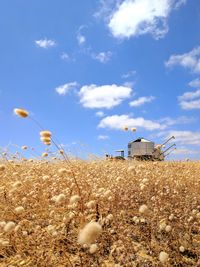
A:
[0,0,200,159]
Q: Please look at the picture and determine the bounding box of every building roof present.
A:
[129,137,153,143]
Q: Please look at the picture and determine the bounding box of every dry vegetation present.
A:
[0,159,200,266]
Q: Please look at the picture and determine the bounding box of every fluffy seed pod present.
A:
[4,221,16,232]
[179,246,185,252]
[21,146,27,150]
[40,131,52,138]
[55,194,66,204]
[14,108,29,118]
[131,127,136,132]
[70,195,80,204]
[89,244,98,254]
[42,152,48,157]
[78,221,102,245]
[123,126,128,131]
[159,251,169,263]
[86,200,96,209]
[165,225,172,232]
[15,206,25,214]
[139,204,148,214]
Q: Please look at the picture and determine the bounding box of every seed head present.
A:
[179,246,185,252]
[89,244,98,254]
[40,130,52,138]
[70,195,80,204]
[42,152,48,157]
[4,221,16,232]
[139,204,148,214]
[159,251,169,263]
[14,108,29,118]
[78,221,102,245]
[15,206,25,214]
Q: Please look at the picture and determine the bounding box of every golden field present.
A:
[0,159,200,266]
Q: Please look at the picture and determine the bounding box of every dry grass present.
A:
[0,159,200,266]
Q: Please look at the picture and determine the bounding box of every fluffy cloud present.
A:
[55,82,79,95]
[108,0,186,39]
[35,39,56,49]
[163,130,200,145]
[188,78,200,88]
[92,51,112,63]
[165,46,200,73]
[178,89,200,110]
[129,96,155,107]
[79,84,132,109]
[98,114,163,131]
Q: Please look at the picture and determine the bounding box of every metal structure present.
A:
[107,136,176,161]
[128,136,176,161]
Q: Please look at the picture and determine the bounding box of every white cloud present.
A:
[60,52,70,61]
[92,51,112,63]
[98,114,163,131]
[178,89,200,110]
[55,82,79,95]
[108,0,186,39]
[94,0,117,19]
[35,38,56,49]
[165,46,200,73]
[179,99,200,110]
[188,78,200,88]
[95,111,105,117]
[77,34,86,45]
[173,147,198,155]
[77,26,86,45]
[122,70,137,79]
[79,84,132,109]
[98,135,109,140]
[159,116,197,126]
[162,130,200,146]
[129,96,155,107]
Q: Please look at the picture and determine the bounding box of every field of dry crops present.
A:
[0,159,200,266]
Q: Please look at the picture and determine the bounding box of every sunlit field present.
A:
[0,158,200,266]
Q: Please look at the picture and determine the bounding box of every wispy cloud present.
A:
[60,52,70,61]
[178,89,200,110]
[95,111,105,117]
[92,51,112,63]
[173,146,198,155]
[107,0,186,39]
[129,96,155,107]
[79,84,132,109]
[159,116,197,126]
[35,38,56,49]
[98,135,109,140]
[122,70,137,79]
[165,46,200,73]
[98,114,163,131]
[55,82,79,95]
[77,26,86,45]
